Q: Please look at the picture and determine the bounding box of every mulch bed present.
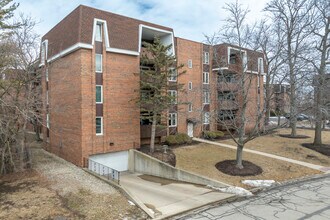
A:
[215,160,263,176]
[301,143,330,156]
[278,134,310,139]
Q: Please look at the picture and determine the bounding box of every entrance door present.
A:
[187,123,194,137]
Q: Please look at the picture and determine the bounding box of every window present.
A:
[218,110,237,120]
[188,81,192,90]
[95,54,102,73]
[188,103,192,112]
[46,91,49,105]
[218,73,236,83]
[46,114,50,128]
[203,72,209,84]
[96,85,103,103]
[1,73,5,80]
[95,23,102,42]
[188,59,192,68]
[96,117,103,135]
[168,90,177,104]
[169,113,177,127]
[258,57,264,73]
[203,112,210,124]
[40,40,48,65]
[45,69,49,82]
[168,68,177,81]
[218,91,235,101]
[203,91,210,104]
[203,52,209,64]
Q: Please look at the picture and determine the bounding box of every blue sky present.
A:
[14,0,268,42]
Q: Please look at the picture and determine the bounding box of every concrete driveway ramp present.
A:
[120,173,234,219]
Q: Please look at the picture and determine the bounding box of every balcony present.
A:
[218,100,239,110]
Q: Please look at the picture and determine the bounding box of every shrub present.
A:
[165,133,192,146]
[203,131,224,140]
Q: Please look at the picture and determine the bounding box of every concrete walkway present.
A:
[193,138,329,172]
[120,172,234,219]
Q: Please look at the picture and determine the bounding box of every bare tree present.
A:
[0,14,41,174]
[305,0,330,145]
[265,0,315,137]
[205,1,266,169]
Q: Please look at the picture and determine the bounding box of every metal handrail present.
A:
[84,158,120,185]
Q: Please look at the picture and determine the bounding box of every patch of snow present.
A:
[208,185,253,197]
[128,200,135,206]
[242,180,276,188]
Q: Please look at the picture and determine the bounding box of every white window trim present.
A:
[39,40,48,67]
[46,91,49,105]
[168,68,177,82]
[188,59,192,68]
[95,23,102,42]
[96,85,103,104]
[138,24,175,56]
[258,57,264,74]
[96,117,103,135]
[188,103,193,112]
[203,112,210,124]
[169,113,177,127]
[203,91,210,104]
[203,72,209,84]
[45,69,49,82]
[227,47,247,71]
[203,52,209,64]
[46,114,50,128]
[168,90,177,104]
[95,54,103,73]
[188,81,192,90]
[92,19,110,48]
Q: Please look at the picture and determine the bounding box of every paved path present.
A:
[193,138,329,172]
[177,174,330,220]
[120,173,234,219]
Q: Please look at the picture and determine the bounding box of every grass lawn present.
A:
[174,144,321,188]
[221,128,330,167]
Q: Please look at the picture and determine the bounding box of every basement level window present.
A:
[96,117,103,135]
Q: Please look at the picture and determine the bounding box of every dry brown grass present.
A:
[221,128,330,167]
[0,141,148,220]
[174,144,321,188]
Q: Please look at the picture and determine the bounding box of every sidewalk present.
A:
[193,138,329,172]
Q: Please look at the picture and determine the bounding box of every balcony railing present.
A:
[84,158,120,185]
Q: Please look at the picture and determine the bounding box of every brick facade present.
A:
[40,5,266,167]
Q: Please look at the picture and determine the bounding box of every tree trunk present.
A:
[314,86,322,145]
[236,144,243,169]
[149,114,157,153]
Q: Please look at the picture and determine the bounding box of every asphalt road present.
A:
[177,174,330,220]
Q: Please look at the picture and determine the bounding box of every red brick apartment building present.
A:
[40,5,265,170]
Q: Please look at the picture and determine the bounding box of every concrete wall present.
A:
[89,150,129,172]
[128,149,228,188]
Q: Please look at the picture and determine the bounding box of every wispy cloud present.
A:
[14,0,268,42]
